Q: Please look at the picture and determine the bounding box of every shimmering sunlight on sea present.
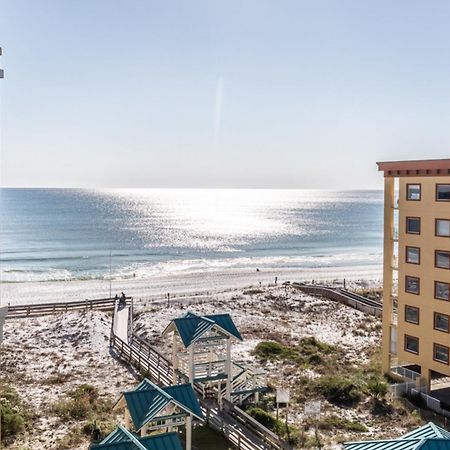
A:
[0,189,383,282]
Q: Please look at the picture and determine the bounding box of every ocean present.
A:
[0,188,383,283]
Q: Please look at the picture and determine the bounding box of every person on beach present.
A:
[119,292,126,307]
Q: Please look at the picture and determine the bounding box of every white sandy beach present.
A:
[0,265,382,306]
[2,279,422,450]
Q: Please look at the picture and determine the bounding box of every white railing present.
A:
[391,365,421,381]
[219,362,267,404]
[389,380,417,397]
[410,389,450,419]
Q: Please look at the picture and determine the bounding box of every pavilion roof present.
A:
[119,379,203,431]
[344,423,450,450]
[94,426,182,450]
[163,311,242,347]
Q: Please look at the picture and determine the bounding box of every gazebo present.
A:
[344,422,450,449]
[113,379,203,450]
[91,425,183,450]
[162,311,266,406]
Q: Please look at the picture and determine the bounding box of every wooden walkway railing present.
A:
[292,283,382,317]
[5,297,131,319]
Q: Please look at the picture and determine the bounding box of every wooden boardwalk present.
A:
[5,297,121,319]
[292,282,382,317]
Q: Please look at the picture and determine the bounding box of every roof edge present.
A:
[377,158,450,177]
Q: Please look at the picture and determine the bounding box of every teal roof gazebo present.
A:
[344,422,450,450]
[92,425,182,450]
[162,311,265,407]
[114,379,203,450]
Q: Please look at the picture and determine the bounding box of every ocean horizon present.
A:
[0,188,383,283]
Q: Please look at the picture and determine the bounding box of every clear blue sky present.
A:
[1,0,450,188]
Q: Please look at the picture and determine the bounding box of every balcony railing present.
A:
[392,255,398,270]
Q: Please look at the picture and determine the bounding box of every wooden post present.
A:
[124,408,131,428]
[218,381,222,410]
[188,345,194,386]
[173,334,178,384]
[185,415,192,450]
[225,338,232,402]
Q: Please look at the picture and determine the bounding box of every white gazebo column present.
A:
[173,333,178,384]
[225,338,232,402]
[185,414,192,450]
[188,345,194,386]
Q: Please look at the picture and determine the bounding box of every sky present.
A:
[1,1,450,189]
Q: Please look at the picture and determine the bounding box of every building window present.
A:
[436,250,450,269]
[434,313,449,332]
[406,246,420,264]
[405,305,419,324]
[407,184,421,201]
[436,219,450,237]
[406,276,420,294]
[405,335,419,354]
[434,343,449,364]
[406,217,421,234]
[435,281,450,301]
[437,184,450,201]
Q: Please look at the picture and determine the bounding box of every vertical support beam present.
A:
[173,333,178,384]
[382,176,395,374]
[124,408,131,429]
[208,347,212,377]
[225,338,232,402]
[185,415,192,450]
[189,345,194,386]
[140,424,147,437]
[218,381,222,410]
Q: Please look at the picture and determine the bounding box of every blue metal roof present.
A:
[345,439,423,450]
[94,426,182,450]
[166,312,242,347]
[124,389,170,432]
[122,379,203,431]
[138,433,184,450]
[402,423,450,440]
[419,439,450,450]
[204,313,243,341]
[344,423,450,450]
[172,315,214,348]
[163,384,204,419]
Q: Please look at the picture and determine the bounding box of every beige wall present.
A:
[396,176,450,381]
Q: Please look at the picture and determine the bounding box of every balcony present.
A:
[391,255,398,270]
